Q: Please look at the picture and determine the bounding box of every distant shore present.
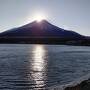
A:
[0,37,90,46]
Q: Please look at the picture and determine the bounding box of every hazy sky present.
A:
[0,0,90,36]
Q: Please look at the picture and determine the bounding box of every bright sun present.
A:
[36,15,44,22]
[33,13,47,22]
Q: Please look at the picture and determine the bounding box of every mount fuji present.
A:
[0,20,89,45]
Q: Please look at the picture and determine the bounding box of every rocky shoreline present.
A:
[48,74,90,90]
[65,79,90,90]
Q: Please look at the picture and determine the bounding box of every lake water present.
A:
[0,44,90,90]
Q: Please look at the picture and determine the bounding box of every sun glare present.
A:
[26,12,48,23]
[36,15,44,22]
[33,13,47,22]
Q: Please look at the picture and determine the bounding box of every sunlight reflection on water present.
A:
[30,45,48,89]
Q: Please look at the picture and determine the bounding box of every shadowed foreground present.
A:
[65,79,90,90]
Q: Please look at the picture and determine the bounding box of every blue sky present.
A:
[0,0,90,36]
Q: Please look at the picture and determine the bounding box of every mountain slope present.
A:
[0,20,83,39]
[0,20,88,45]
